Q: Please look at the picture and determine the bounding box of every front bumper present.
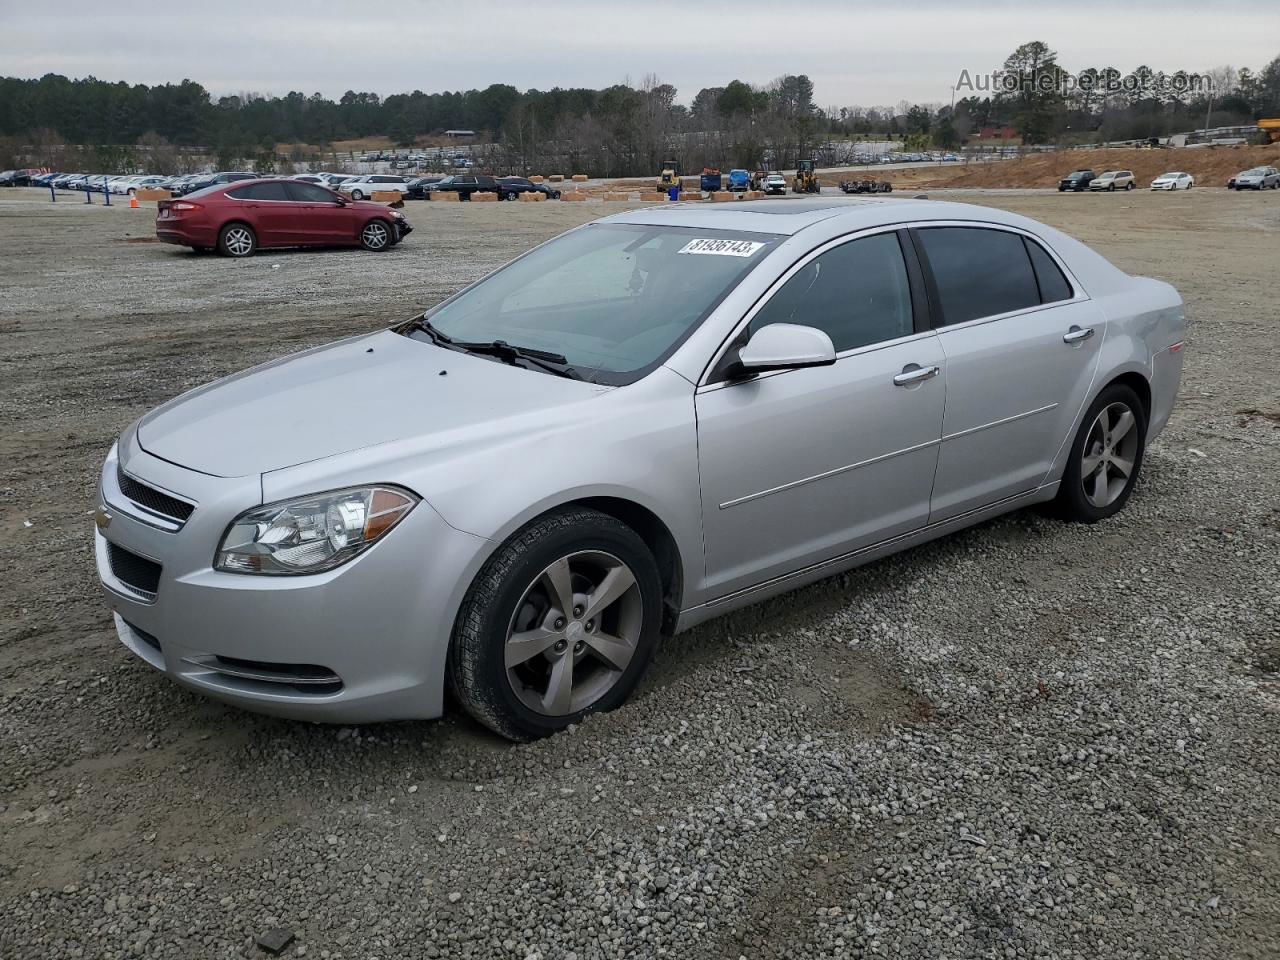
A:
[95,434,489,723]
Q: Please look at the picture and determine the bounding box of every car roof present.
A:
[600,197,1035,237]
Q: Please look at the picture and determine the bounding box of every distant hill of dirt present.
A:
[909,144,1280,189]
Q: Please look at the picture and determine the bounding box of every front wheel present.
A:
[217,223,256,257]
[360,219,392,251]
[350,189,365,200]
[1056,383,1147,523]
[448,508,663,741]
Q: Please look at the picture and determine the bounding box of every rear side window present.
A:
[749,232,914,352]
[227,182,290,201]
[916,227,1040,325]
[1023,238,1073,304]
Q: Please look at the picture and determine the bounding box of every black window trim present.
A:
[907,222,1086,333]
[701,224,938,387]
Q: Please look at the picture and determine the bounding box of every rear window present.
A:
[917,227,1040,325]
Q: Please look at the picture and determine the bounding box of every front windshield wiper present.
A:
[408,317,585,381]
[453,339,585,381]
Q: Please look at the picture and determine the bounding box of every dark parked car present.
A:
[496,176,562,200]
[0,169,34,187]
[155,178,411,257]
[405,176,444,199]
[428,174,500,199]
[173,171,258,196]
[1058,169,1095,192]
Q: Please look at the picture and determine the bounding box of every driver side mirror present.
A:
[730,323,837,378]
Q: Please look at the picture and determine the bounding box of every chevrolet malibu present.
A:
[97,198,1185,740]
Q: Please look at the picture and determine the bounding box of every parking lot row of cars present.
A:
[10,168,566,202]
[851,151,961,164]
[1058,165,1280,191]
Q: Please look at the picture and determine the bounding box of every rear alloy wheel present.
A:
[360,219,392,251]
[217,223,256,258]
[1056,384,1147,522]
[1125,182,1134,190]
[448,508,662,740]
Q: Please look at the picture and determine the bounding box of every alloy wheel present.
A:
[362,221,390,249]
[1081,401,1140,508]
[223,226,254,256]
[504,550,643,717]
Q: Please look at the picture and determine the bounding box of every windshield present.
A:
[415,222,781,384]
[1242,168,1265,175]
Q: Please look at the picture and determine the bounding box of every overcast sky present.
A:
[4,0,1277,107]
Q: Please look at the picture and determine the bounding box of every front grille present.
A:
[107,543,162,599]
[116,465,194,525]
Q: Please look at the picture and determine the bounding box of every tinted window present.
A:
[1024,238,1073,304]
[287,182,339,203]
[917,227,1040,325]
[227,182,290,201]
[749,232,914,352]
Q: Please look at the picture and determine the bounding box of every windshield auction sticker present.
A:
[678,238,765,257]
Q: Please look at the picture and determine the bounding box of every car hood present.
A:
[136,330,606,477]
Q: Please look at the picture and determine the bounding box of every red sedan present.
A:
[155,178,412,257]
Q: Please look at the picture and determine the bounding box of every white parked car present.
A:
[1150,172,1194,191]
[335,175,410,200]
[115,175,171,195]
[1088,170,1135,192]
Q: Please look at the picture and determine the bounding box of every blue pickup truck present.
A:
[727,169,750,192]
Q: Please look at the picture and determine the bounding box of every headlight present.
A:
[215,486,417,575]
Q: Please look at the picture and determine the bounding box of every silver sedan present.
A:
[96,198,1186,740]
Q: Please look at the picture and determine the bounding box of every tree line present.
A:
[1,44,1277,176]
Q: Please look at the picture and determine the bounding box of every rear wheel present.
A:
[1056,383,1147,523]
[359,219,392,251]
[1125,182,1134,190]
[217,223,256,258]
[448,508,662,741]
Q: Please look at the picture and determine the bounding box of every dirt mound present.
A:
[911,144,1280,189]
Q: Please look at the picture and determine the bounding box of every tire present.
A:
[359,218,392,252]
[1108,183,1116,192]
[1055,383,1147,523]
[217,222,256,258]
[448,507,663,741]
[1125,182,1134,190]
[350,189,365,200]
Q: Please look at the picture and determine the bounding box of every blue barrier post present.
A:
[49,183,56,203]
[84,184,92,204]
[103,181,110,206]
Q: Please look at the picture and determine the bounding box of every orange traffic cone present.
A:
[129,194,139,209]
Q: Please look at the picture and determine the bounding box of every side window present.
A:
[749,232,914,352]
[916,227,1040,325]
[287,182,339,203]
[227,182,289,201]
[1023,238,1073,304]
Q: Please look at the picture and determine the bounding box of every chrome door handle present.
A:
[893,364,940,386]
[1063,326,1095,344]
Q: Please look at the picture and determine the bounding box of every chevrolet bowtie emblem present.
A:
[94,507,112,531]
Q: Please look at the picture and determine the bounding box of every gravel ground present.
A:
[1,188,1278,960]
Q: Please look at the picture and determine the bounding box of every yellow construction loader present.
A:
[792,159,820,194]
[656,158,681,194]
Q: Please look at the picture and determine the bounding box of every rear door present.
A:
[913,225,1105,521]
[284,181,355,244]
[226,182,295,245]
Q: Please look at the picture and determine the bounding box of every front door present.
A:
[696,230,946,599]
[285,181,357,244]
[912,225,1107,521]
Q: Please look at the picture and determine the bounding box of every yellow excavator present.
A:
[791,159,820,194]
[1258,119,1280,143]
